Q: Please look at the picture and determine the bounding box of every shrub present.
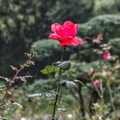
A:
[78,14,120,40]
[109,38,120,56]
[30,39,75,78]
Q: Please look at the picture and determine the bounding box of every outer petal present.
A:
[74,24,79,31]
[49,33,61,40]
[64,21,75,26]
[60,37,84,46]
[51,23,61,32]
[72,37,84,46]
[49,33,72,41]
[60,39,74,46]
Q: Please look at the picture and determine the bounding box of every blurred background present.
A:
[0,0,120,119]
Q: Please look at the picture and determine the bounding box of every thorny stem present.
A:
[52,46,66,120]
[0,52,36,104]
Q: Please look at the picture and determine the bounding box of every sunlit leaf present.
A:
[0,76,5,79]
[41,65,55,74]
[24,64,29,67]
[0,77,10,82]
[0,90,11,95]
[24,53,31,57]
[19,77,26,81]
[10,65,18,71]
[28,60,35,65]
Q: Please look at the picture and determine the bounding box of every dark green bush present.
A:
[27,78,57,92]
[78,14,120,40]
[109,38,120,56]
[93,0,120,15]
[47,0,94,23]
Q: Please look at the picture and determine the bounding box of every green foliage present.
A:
[65,81,76,89]
[30,39,75,78]
[93,0,120,16]
[0,0,55,43]
[47,0,94,23]
[41,65,55,74]
[109,38,120,56]
[27,78,57,92]
[78,14,120,40]
[62,61,104,80]
[32,39,61,62]
[58,61,71,70]
[74,79,86,87]
[0,0,55,76]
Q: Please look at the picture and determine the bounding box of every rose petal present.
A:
[64,21,75,26]
[60,37,83,46]
[60,39,74,46]
[49,33,72,41]
[64,21,78,37]
[49,33,60,40]
[72,37,84,46]
[51,23,61,32]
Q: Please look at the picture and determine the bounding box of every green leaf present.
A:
[57,107,66,112]
[41,65,55,74]
[49,103,54,109]
[74,79,86,87]
[66,81,76,89]
[48,116,56,120]
[45,93,55,100]
[58,61,71,70]
[60,80,67,85]
[28,93,42,102]
[52,61,62,66]
[61,69,65,73]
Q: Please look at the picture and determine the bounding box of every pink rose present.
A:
[93,80,100,87]
[49,21,84,46]
[102,53,111,59]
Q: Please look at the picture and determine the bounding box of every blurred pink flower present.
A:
[87,68,94,75]
[93,34,103,43]
[102,53,111,59]
[85,96,90,99]
[93,80,100,87]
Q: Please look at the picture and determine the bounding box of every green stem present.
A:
[107,80,116,116]
[99,80,104,106]
[52,46,66,120]
[61,47,66,62]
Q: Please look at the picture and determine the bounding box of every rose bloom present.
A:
[93,80,100,87]
[49,21,84,46]
[102,53,111,59]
